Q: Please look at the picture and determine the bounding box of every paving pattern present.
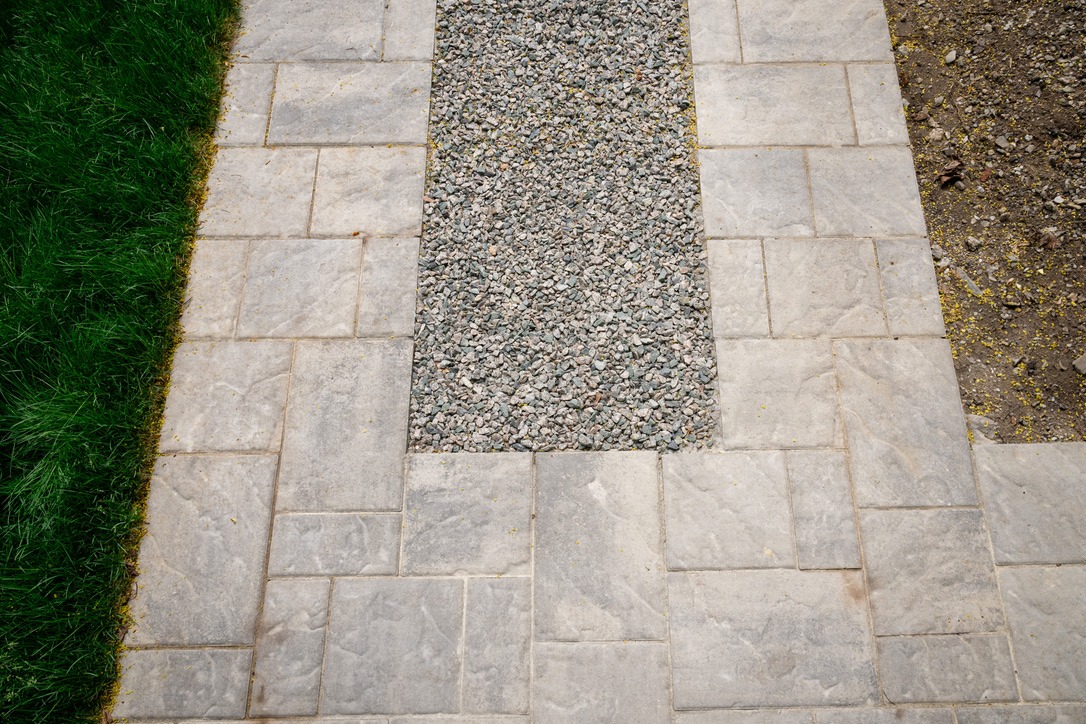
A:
[114,0,1086,720]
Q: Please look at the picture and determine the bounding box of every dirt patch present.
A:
[884,0,1086,442]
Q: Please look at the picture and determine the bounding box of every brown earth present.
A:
[884,0,1086,442]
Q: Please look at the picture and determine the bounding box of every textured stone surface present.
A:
[688,0,741,63]
[696,65,853,146]
[1000,565,1086,701]
[128,455,275,645]
[848,64,909,145]
[736,0,893,62]
[860,509,1003,635]
[533,642,669,723]
[464,578,531,714]
[159,340,291,452]
[716,339,839,448]
[250,578,329,716]
[534,452,666,641]
[234,0,383,60]
[180,239,247,338]
[237,239,361,338]
[669,570,877,708]
[269,63,430,144]
[875,238,946,337]
[385,0,438,60]
[311,147,426,237]
[764,238,886,337]
[268,513,400,575]
[357,237,420,337]
[216,63,275,146]
[663,452,794,569]
[700,149,813,238]
[707,239,770,338]
[278,340,411,511]
[809,147,926,237]
[787,450,861,570]
[975,443,1086,564]
[818,709,954,723]
[200,147,317,237]
[877,634,1017,704]
[323,578,463,714]
[402,453,532,575]
[956,705,1086,724]
[113,648,251,719]
[677,712,814,724]
[836,339,976,507]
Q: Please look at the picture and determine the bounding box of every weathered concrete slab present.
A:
[357,237,420,338]
[669,570,877,708]
[736,0,893,62]
[848,64,910,145]
[975,443,1086,564]
[385,0,438,61]
[676,711,814,724]
[818,709,954,723]
[216,62,275,146]
[464,578,531,714]
[277,340,411,511]
[860,509,1003,635]
[234,0,383,60]
[956,704,1086,723]
[688,0,742,64]
[875,238,946,337]
[700,149,813,238]
[534,452,666,641]
[128,455,275,646]
[877,634,1017,703]
[180,239,247,338]
[113,648,251,720]
[268,513,400,575]
[787,450,861,569]
[200,147,317,238]
[706,239,770,338]
[808,147,926,237]
[533,642,669,724]
[311,147,426,237]
[663,452,794,569]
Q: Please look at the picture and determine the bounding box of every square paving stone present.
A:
[764,238,886,337]
[818,709,954,723]
[974,443,1086,565]
[234,0,383,60]
[357,237,420,337]
[860,509,1003,636]
[707,239,770,338]
[180,239,247,338]
[268,513,400,575]
[237,239,361,338]
[250,578,329,716]
[127,455,276,646]
[385,0,438,61]
[688,0,742,63]
[877,634,1017,703]
[277,339,411,511]
[533,642,669,723]
[700,149,813,238]
[311,147,426,237]
[269,63,430,145]
[669,570,878,708]
[787,450,861,570]
[402,453,532,575]
[835,339,976,507]
[464,578,531,714]
[663,451,794,570]
[677,712,814,724]
[216,63,275,146]
[534,452,666,641]
[999,565,1086,701]
[809,147,927,237]
[848,64,910,146]
[159,340,292,452]
[875,238,946,337]
[323,578,463,715]
[736,0,893,62]
[716,339,839,448]
[956,704,1086,724]
[200,147,317,238]
[695,65,854,146]
[113,648,251,720]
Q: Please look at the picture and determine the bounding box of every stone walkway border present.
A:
[113,0,1086,720]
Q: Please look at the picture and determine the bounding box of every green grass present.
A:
[0,0,238,718]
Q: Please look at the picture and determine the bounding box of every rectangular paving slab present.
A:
[464,578,531,714]
[267,512,400,575]
[876,633,1017,704]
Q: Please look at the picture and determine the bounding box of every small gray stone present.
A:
[736,0,893,62]
[688,0,742,63]
[848,64,910,146]
[199,148,317,238]
[1073,352,1086,375]
[234,0,383,60]
[112,648,251,719]
[877,634,1017,703]
[956,704,1086,724]
[464,578,531,714]
[357,237,420,338]
[787,450,861,570]
[384,0,437,60]
[808,147,927,237]
[966,414,1000,444]
[707,239,770,338]
[216,63,275,146]
[311,147,426,237]
[268,513,400,575]
[700,149,813,238]
[180,239,247,338]
[876,238,946,337]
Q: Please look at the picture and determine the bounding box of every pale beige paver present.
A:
[464,578,531,714]
[179,239,247,337]
[677,711,814,724]
[809,147,927,237]
[311,146,427,237]
[876,633,1017,703]
[707,238,770,337]
[114,648,251,719]
[956,704,1086,723]
[234,0,384,60]
[876,237,947,337]
[357,236,421,337]
[700,148,813,237]
[384,0,438,61]
[688,0,742,64]
[818,709,954,723]
[786,450,861,570]
[199,147,317,237]
[848,64,910,146]
[267,512,400,575]
[735,0,893,62]
[216,62,275,146]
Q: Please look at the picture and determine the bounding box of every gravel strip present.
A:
[411,0,718,452]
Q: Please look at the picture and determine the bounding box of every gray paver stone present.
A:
[877,634,1017,704]
[677,710,814,723]
[809,147,926,237]
[402,453,532,575]
[277,340,411,511]
[736,0,893,62]
[663,452,794,570]
[159,340,291,452]
[688,0,742,63]
[180,239,247,338]
[113,648,251,719]
[956,705,1086,724]
[384,0,438,61]
[464,578,531,714]
[250,578,329,716]
[860,509,1003,635]
[128,455,275,645]
[787,450,861,570]
[311,147,426,237]
[323,578,463,714]
[268,513,400,575]
[534,452,666,641]
[875,238,946,337]
[848,64,910,146]
[817,709,954,723]
[533,642,669,724]
[357,237,420,337]
[707,239,770,338]
[669,569,877,708]
[700,149,813,238]
[216,63,275,146]
[234,0,383,60]
[199,147,317,238]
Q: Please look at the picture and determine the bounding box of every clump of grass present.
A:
[0,0,237,718]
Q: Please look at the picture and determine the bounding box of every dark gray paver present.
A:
[114,648,251,719]
[464,578,531,714]
[268,513,400,576]
[877,634,1017,703]
[787,450,861,570]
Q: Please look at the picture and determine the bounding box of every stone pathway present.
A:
[114,0,1086,721]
